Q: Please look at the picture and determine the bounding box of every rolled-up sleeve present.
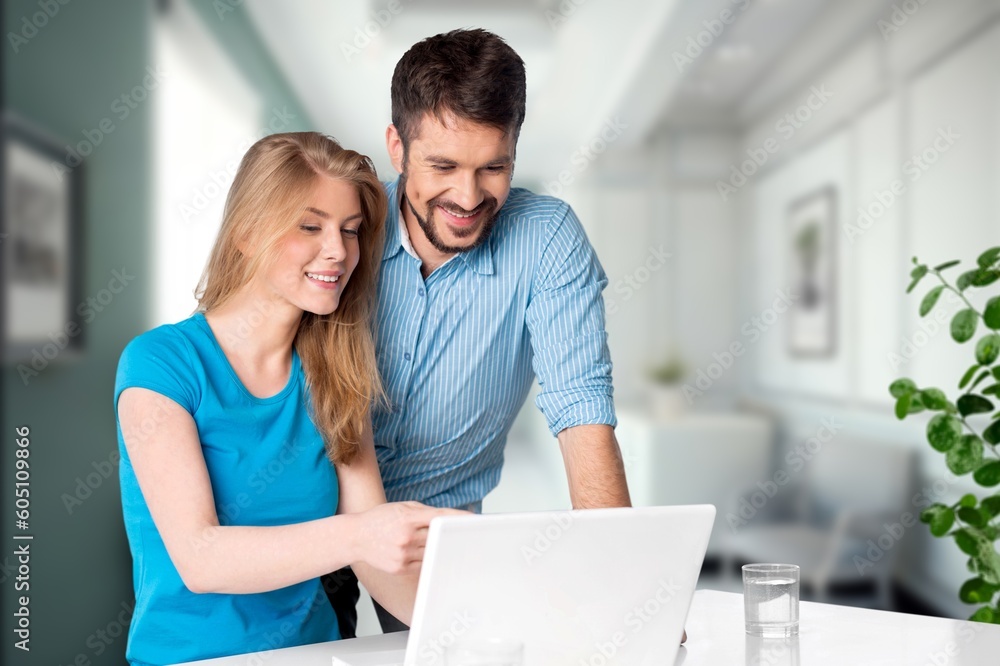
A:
[526,203,616,435]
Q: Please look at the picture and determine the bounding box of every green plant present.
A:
[649,355,685,384]
[891,246,1000,623]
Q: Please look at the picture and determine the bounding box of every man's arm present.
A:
[558,424,631,509]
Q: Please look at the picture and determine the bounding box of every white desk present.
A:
[177,590,1000,665]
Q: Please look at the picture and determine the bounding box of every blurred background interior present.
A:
[4,0,1000,660]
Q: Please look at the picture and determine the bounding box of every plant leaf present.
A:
[975,537,1000,586]
[960,578,999,604]
[984,420,1000,445]
[958,395,994,417]
[959,506,987,527]
[960,493,978,508]
[977,335,1000,365]
[952,309,979,343]
[947,435,984,475]
[920,503,948,523]
[958,270,978,291]
[889,378,918,398]
[974,461,1000,487]
[982,496,1000,518]
[911,264,929,280]
[961,364,983,389]
[920,286,945,317]
[928,414,963,452]
[920,388,949,410]
[983,384,1000,397]
[955,529,981,555]
[972,269,1000,288]
[972,370,993,392]
[935,260,961,271]
[970,607,997,623]
[985,297,1000,331]
[895,394,912,420]
[979,247,1000,268]
[921,505,956,537]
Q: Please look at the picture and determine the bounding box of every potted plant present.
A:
[648,353,687,420]
[890,246,1000,623]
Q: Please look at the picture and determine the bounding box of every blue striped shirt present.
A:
[372,178,617,510]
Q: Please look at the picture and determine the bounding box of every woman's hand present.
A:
[352,501,467,575]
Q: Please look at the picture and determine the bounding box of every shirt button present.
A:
[418,288,425,297]
[404,352,412,361]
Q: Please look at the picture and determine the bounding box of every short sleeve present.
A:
[526,202,617,435]
[114,326,202,415]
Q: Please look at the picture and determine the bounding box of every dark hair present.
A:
[391,28,526,150]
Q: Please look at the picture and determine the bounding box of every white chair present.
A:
[722,437,917,609]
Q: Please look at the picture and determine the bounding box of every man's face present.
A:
[390,112,515,255]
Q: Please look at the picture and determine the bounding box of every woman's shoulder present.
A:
[120,314,204,364]
[115,314,207,412]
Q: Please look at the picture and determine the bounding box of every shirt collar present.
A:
[383,177,495,276]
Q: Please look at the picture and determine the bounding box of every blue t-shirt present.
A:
[114,312,341,666]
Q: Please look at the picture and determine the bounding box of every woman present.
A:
[114,132,460,666]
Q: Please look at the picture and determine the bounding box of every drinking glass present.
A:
[743,563,800,637]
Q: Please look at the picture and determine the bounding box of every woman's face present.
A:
[261,175,363,317]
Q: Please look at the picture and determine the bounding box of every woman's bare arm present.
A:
[118,387,448,594]
[335,421,467,624]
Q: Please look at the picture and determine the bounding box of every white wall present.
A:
[737,1,1000,616]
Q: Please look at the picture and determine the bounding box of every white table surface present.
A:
[176,589,1000,665]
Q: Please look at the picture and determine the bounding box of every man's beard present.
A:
[399,171,500,255]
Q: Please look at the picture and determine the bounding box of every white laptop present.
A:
[334,504,715,666]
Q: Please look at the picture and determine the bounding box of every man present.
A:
[324,28,631,636]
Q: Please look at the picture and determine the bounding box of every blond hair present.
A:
[196,132,387,464]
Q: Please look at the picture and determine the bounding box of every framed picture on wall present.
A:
[2,112,85,366]
[787,186,837,357]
